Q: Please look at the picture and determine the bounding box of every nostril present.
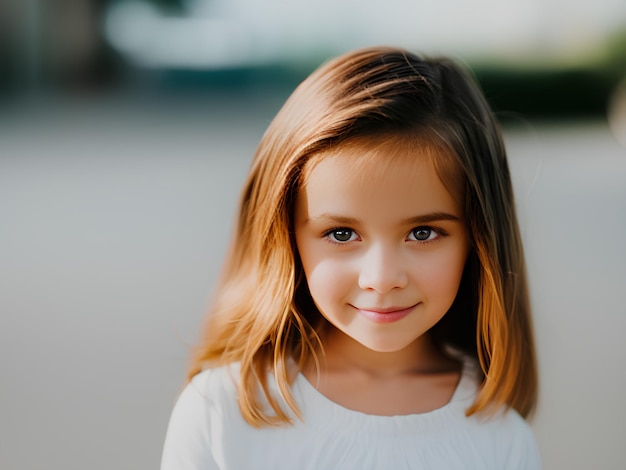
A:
[357,259,408,293]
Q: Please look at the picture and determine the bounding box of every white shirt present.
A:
[161,361,541,469]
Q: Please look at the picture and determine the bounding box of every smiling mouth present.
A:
[352,304,418,323]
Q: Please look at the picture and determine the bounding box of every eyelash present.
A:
[323,226,447,245]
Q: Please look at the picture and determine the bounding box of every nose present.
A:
[357,244,409,294]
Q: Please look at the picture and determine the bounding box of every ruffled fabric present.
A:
[161,361,541,470]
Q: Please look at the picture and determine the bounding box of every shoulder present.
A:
[161,365,241,470]
[187,364,240,402]
[449,359,542,469]
[171,365,240,420]
[469,408,542,469]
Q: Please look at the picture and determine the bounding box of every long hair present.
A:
[188,46,538,426]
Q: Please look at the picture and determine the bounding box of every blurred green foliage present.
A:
[474,65,620,121]
[1,1,624,122]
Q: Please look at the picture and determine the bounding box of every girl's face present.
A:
[294,142,469,354]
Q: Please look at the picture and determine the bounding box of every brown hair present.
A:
[188,46,537,426]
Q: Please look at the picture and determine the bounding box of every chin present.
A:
[358,338,417,354]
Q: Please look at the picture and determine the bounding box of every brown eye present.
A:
[327,229,357,243]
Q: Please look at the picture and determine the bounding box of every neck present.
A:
[317,327,456,378]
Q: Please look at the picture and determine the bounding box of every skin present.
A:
[294,142,470,415]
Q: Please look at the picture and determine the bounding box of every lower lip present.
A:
[355,305,417,324]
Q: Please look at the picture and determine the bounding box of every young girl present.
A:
[161,46,540,469]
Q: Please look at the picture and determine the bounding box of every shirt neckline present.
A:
[293,356,478,424]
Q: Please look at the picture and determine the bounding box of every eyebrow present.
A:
[306,211,461,225]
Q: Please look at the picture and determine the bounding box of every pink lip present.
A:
[353,304,418,324]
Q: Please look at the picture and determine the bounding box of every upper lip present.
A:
[354,304,416,313]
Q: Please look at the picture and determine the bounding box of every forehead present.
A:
[297,139,463,220]
[302,135,462,194]
[303,141,428,190]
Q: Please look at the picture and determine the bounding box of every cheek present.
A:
[415,248,467,298]
[303,258,354,306]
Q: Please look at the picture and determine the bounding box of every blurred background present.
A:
[1,1,625,469]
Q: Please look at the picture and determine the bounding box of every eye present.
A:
[325,228,358,243]
[408,227,439,242]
